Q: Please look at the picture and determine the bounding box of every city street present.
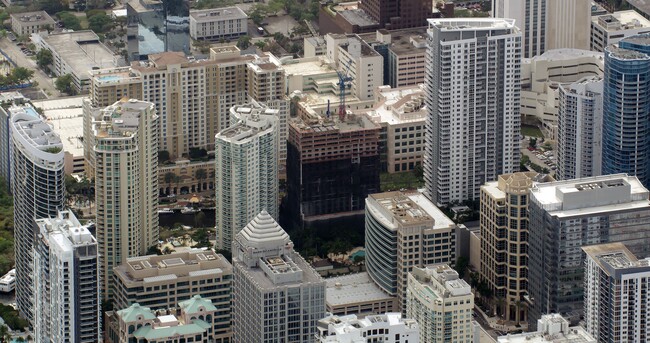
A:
[0,37,58,97]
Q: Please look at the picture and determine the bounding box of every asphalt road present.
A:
[0,37,58,98]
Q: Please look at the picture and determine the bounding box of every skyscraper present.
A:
[406,265,474,343]
[33,210,100,343]
[527,174,650,328]
[11,112,65,324]
[365,190,457,313]
[126,0,190,62]
[557,76,603,180]
[88,99,159,298]
[493,0,590,57]
[215,103,278,251]
[424,18,521,206]
[359,0,433,29]
[232,211,325,343]
[583,242,650,343]
[602,34,650,187]
[479,172,553,324]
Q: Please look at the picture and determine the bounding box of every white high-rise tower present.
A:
[424,18,521,206]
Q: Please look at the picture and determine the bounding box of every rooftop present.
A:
[428,18,518,31]
[32,96,85,158]
[529,174,650,217]
[318,313,418,338]
[592,10,650,31]
[326,272,394,308]
[91,67,141,86]
[218,104,278,141]
[365,85,426,125]
[626,0,650,17]
[410,264,472,299]
[368,190,455,230]
[497,314,596,343]
[11,11,55,25]
[339,9,378,28]
[92,99,155,139]
[39,31,117,79]
[583,242,650,276]
[530,48,604,62]
[358,28,428,56]
[190,7,247,21]
[290,113,379,135]
[11,111,63,158]
[35,210,96,251]
[279,56,337,77]
[114,249,232,284]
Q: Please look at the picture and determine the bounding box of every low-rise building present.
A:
[108,296,224,343]
[591,10,650,52]
[497,314,596,343]
[326,272,397,317]
[326,33,383,100]
[316,313,419,343]
[112,249,233,341]
[189,7,247,41]
[10,11,55,36]
[364,85,425,173]
[33,31,119,93]
[406,265,474,342]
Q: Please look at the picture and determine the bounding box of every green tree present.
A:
[164,172,177,193]
[237,35,251,50]
[56,12,82,31]
[453,256,469,278]
[88,12,113,33]
[12,67,33,83]
[195,168,207,185]
[529,137,537,148]
[55,73,75,94]
[158,150,170,163]
[36,49,53,71]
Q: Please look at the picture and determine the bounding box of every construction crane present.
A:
[337,60,353,121]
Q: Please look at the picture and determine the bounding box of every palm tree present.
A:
[195,168,208,191]
[164,172,176,195]
[0,325,8,343]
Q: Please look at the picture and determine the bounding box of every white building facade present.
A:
[232,211,326,343]
[406,265,474,343]
[591,10,650,52]
[424,18,521,206]
[215,103,278,251]
[189,7,248,41]
[583,243,650,343]
[33,210,100,343]
[11,112,65,325]
[557,76,603,180]
[316,313,419,343]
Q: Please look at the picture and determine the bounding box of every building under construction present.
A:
[286,112,381,228]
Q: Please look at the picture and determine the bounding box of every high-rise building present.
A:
[88,99,159,299]
[527,174,650,328]
[479,172,554,324]
[11,112,65,324]
[493,0,590,57]
[232,211,326,343]
[108,296,224,343]
[591,10,650,53]
[365,190,457,313]
[359,0,433,29]
[583,242,650,343]
[89,67,143,108]
[33,210,100,343]
[406,265,474,343]
[112,249,233,341]
[316,313,419,343]
[215,103,278,251]
[0,98,37,188]
[602,35,650,187]
[247,54,289,174]
[126,0,190,62]
[424,18,521,206]
[557,76,603,180]
[287,114,380,227]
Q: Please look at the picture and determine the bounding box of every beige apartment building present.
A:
[88,99,159,299]
[90,67,143,108]
[365,190,457,313]
[365,85,425,173]
[406,265,474,342]
[10,11,54,36]
[112,249,233,341]
[479,172,553,324]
